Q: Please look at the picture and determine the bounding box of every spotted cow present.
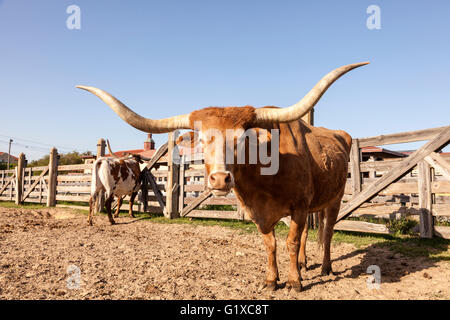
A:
[88,153,143,225]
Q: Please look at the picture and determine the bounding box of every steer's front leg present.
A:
[286,211,307,292]
[261,230,279,291]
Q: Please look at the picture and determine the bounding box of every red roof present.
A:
[0,152,18,160]
[105,149,144,157]
[105,149,157,159]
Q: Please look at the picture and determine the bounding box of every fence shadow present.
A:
[301,233,449,291]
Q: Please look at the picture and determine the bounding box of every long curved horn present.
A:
[106,139,118,158]
[76,86,191,133]
[253,62,369,125]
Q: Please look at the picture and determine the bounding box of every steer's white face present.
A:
[197,128,236,197]
[178,127,243,197]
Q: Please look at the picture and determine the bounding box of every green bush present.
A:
[387,217,418,235]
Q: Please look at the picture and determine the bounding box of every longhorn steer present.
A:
[78,62,368,291]
[88,143,143,225]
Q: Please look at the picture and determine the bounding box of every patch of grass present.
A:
[0,201,47,210]
[435,220,450,227]
[201,204,236,211]
[376,236,450,260]
[134,211,261,234]
[57,200,89,207]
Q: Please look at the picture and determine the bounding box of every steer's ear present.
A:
[176,131,199,155]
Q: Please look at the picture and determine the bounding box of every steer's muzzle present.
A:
[208,171,234,196]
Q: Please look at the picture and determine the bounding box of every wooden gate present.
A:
[339,126,450,238]
[0,169,17,202]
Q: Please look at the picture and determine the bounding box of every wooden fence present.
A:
[1,126,449,239]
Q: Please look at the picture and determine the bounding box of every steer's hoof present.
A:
[109,220,116,225]
[299,262,308,271]
[286,281,303,293]
[321,265,333,276]
[262,281,277,292]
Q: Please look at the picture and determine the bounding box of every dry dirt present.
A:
[0,206,448,300]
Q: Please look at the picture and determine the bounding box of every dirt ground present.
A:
[0,206,448,300]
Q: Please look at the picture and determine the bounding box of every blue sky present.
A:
[1,0,449,160]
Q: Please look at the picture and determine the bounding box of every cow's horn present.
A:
[253,62,369,125]
[76,86,191,133]
[106,139,118,158]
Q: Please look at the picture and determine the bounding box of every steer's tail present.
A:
[90,159,102,196]
[317,210,325,249]
[90,159,103,214]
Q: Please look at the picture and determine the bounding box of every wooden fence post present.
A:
[46,148,58,207]
[15,153,26,205]
[166,131,180,219]
[418,160,433,238]
[350,139,362,195]
[96,138,106,212]
[178,155,185,215]
[97,138,106,158]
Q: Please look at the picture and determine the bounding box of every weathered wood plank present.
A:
[434,226,450,239]
[424,152,450,180]
[56,195,91,202]
[181,190,212,217]
[144,142,169,170]
[432,204,450,217]
[57,164,92,171]
[56,185,90,193]
[186,210,241,220]
[183,153,205,163]
[184,195,238,206]
[27,166,49,172]
[344,181,450,196]
[184,169,205,177]
[358,125,450,148]
[145,170,166,212]
[57,175,91,182]
[418,161,433,238]
[184,184,205,192]
[350,139,362,194]
[151,170,169,178]
[334,220,391,234]
[337,127,450,222]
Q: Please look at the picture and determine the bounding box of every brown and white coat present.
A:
[89,155,142,225]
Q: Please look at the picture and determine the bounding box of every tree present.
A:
[29,151,93,167]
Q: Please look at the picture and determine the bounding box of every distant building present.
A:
[0,152,18,165]
[361,146,407,161]
[360,146,450,178]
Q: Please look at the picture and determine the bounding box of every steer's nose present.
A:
[209,172,234,191]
